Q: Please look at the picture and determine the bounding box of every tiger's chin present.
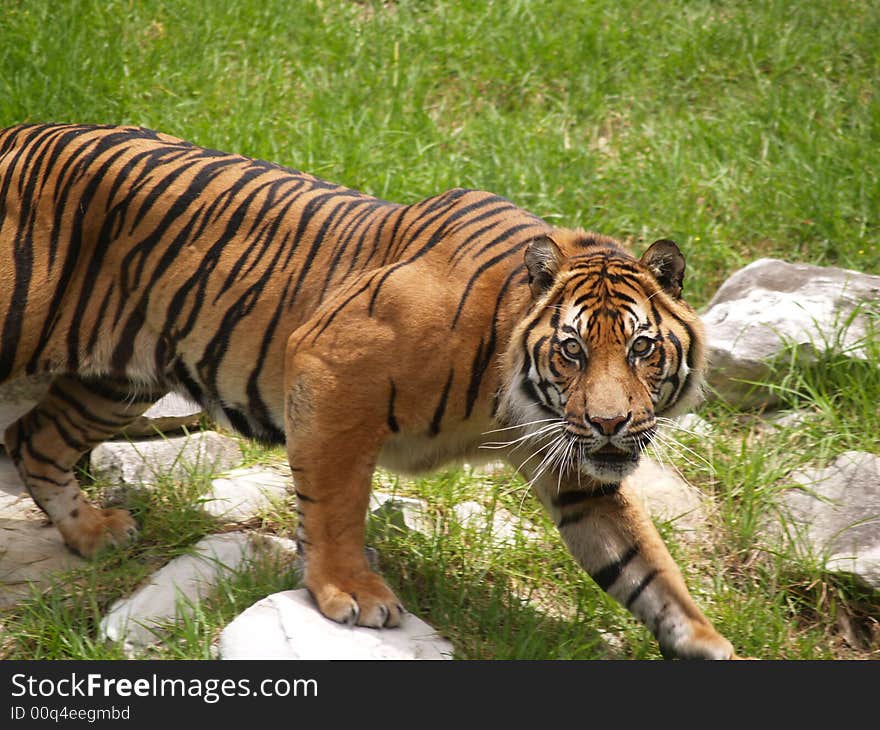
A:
[578,446,641,484]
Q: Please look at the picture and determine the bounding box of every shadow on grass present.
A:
[365,518,644,660]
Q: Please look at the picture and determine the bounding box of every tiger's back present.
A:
[0,123,544,445]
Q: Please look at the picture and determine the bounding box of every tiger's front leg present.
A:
[284,349,404,629]
[529,472,736,659]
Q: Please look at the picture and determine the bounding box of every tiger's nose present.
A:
[587,412,632,436]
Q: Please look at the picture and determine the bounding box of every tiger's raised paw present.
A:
[307,571,404,628]
[57,506,139,558]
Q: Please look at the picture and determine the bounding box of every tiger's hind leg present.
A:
[3,375,163,557]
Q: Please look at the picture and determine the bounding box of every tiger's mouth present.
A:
[567,438,641,482]
[590,443,636,465]
[553,427,644,482]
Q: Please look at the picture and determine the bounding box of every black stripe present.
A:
[591,545,639,592]
[557,510,589,529]
[553,482,620,508]
[665,330,687,404]
[284,189,367,308]
[172,360,204,405]
[48,382,133,430]
[317,200,387,299]
[387,379,400,433]
[222,405,256,439]
[306,274,378,343]
[429,369,454,436]
[48,413,90,452]
[21,439,68,469]
[446,203,525,265]
[217,178,303,293]
[394,188,474,257]
[61,136,176,370]
[464,266,523,418]
[240,279,295,446]
[367,192,498,314]
[295,489,317,503]
[24,471,73,488]
[449,227,534,329]
[80,377,160,404]
[85,283,117,363]
[625,569,660,609]
[366,204,408,272]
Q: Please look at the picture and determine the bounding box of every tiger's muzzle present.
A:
[564,413,654,483]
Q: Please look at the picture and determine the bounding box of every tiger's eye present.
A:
[630,336,655,357]
[561,338,582,358]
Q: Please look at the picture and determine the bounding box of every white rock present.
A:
[769,410,815,430]
[0,455,84,607]
[626,458,711,539]
[702,258,880,408]
[99,533,258,653]
[451,500,540,545]
[201,465,291,522]
[218,588,453,660]
[461,460,509,476]
[90,431,243,488]
[249,533,299,560]
[670,413,714,438]
[370,492,433,535]
[767,451,880,590]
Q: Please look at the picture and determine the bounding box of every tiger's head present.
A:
[500,229,705,485]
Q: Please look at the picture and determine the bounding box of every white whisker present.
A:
[481,417,563,437]
[655,415,706,440]
[526,433,568,488]
[514,432,566,474]
[480,421,563,450]
[651,427,715,473]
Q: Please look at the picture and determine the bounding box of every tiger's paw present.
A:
[307,570,404,628]
[58,506,139,558]
[661,623,738,660]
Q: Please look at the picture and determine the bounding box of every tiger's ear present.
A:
[524,235,564,299]
[640,238,686,299]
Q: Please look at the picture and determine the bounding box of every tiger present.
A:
[0,123,740,659]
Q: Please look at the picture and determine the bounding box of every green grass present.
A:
[0,0,878,659]
[1,0,878,303]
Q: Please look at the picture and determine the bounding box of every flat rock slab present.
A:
[0,381,203,443]
[90,431,243,488]
[769,451,880,590]
[201,465,292,522]
[218,588,454,660]
[626,458,711,539]
[99,532,296,654]
[120,393,204,438]
[0,455,84,608]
